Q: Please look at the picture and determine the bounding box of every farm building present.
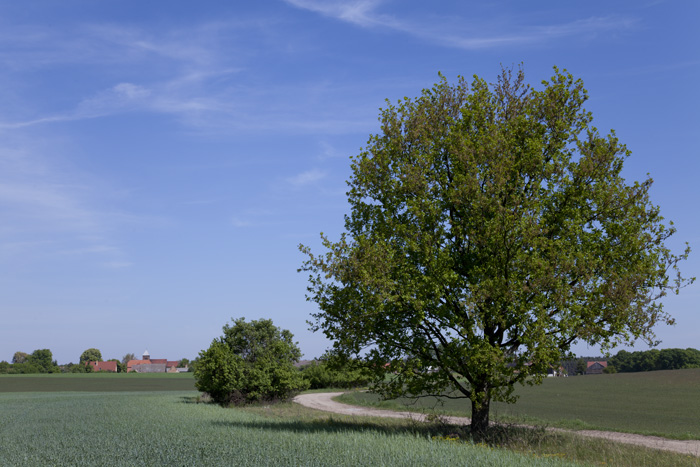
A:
[561,357,608,376]
[87,361,118,373]
[127,351,184,373]
[586,361,608,375]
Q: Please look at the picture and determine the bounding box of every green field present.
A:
[1,374,698,466]
[0,389,574,466]
[0,372,196,392]
[337,369,700,440]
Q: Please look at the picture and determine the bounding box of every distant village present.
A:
[89,350,189,373]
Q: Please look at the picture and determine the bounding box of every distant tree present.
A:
[611,348,700,373]
[610,350,633,372]
[12,352,28,364]
[60,363,77,373]
[69,362,92,373]
[11,363,39,374]
[636,349,661,372]
[657,348,700,370]
[0,361,10,374]
[80,348,102,364]
[195,318,309,405]
[680,348,700,369]
[28,349,59,373]
[121,353,135,365]
[178,358,190,368]
[576,359,587,376]
[300,66,694,434]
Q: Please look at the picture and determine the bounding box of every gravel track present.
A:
[293,392,700,457]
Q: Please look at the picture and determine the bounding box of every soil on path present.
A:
[294,392,700,457]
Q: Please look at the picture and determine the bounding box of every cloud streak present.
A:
[287,168,327,187]
[284,0,637,49]
[0,20,375,135]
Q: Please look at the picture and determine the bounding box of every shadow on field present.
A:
[213,417,447,437]
[210,417,549,448]
[181,394,551,448]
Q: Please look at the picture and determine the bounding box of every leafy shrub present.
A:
[195,318,308,405]
[300,359,372,389]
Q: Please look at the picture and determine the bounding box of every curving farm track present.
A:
[293,392,700,457]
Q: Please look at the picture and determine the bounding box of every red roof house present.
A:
[88,361,118,373]
[586,361,608,375]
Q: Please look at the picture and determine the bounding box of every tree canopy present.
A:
[80,348,103,364]
[300,66,693,434]
[25,349,59,373]
[194,318,308,405]
[11,352,28,364]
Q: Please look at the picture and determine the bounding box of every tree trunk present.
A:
[470,395,491,437]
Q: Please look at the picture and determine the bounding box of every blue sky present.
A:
[0,1,697,364]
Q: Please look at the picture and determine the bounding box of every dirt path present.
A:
[293,392,700,457]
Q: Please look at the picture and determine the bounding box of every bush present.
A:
[194,318,309,405]
[300,359,372,389]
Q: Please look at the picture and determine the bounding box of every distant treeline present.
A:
[0,349,60,374]
[609,348,700,373]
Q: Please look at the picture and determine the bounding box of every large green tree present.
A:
[300,67,693,434]
[28,349,58,373]
[194,318,308,405]
[80,348,102,364]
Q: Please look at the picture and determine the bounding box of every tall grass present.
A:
[0,391,572,466]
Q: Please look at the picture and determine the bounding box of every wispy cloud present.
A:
[0,140,132,265]
[1,82,373,135]
[316,141,348,160]
[284,0,637,49]
[0,20,248,130]
[0,19,375,135]
[284,0,394,28]
[231,217,254,228]
[102,260,133,269]
[287,168,327,187]
[0,82,153,129]
[231,207,278,228]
